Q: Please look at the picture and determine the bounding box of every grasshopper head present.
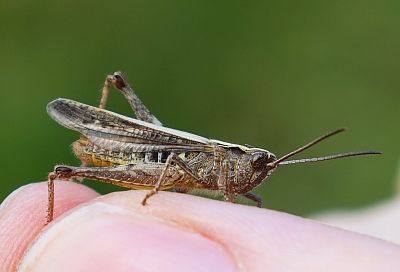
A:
[233,149,278,194]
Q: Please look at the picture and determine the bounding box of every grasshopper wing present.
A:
[47,98,213,152]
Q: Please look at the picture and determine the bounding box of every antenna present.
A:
[278,151,381,165]
[268,128,381,167]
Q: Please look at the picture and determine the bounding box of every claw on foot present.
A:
[141,189,158,206]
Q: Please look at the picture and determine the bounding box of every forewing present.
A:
[47,98,212,150]
[87,136,212,153]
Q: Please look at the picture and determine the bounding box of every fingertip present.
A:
[19,201,236,272]
[17,190,400,272]
[21,191,280,271]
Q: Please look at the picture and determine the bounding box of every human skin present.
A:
[1,181,400,272]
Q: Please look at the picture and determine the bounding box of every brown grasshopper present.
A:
[46,71,380,223]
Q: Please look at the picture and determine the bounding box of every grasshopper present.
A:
[46,71,380,223]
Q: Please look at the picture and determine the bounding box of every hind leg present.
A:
[99,71,162,126]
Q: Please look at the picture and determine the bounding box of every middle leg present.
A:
[141,153,201,205]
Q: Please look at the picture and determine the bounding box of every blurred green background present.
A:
[0,0,399,216]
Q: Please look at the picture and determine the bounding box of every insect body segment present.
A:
[46,71,380,223]
[72,137,181,166]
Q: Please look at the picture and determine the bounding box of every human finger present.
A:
[20,189,400,271]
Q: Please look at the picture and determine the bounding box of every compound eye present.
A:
[251,153,268,170]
